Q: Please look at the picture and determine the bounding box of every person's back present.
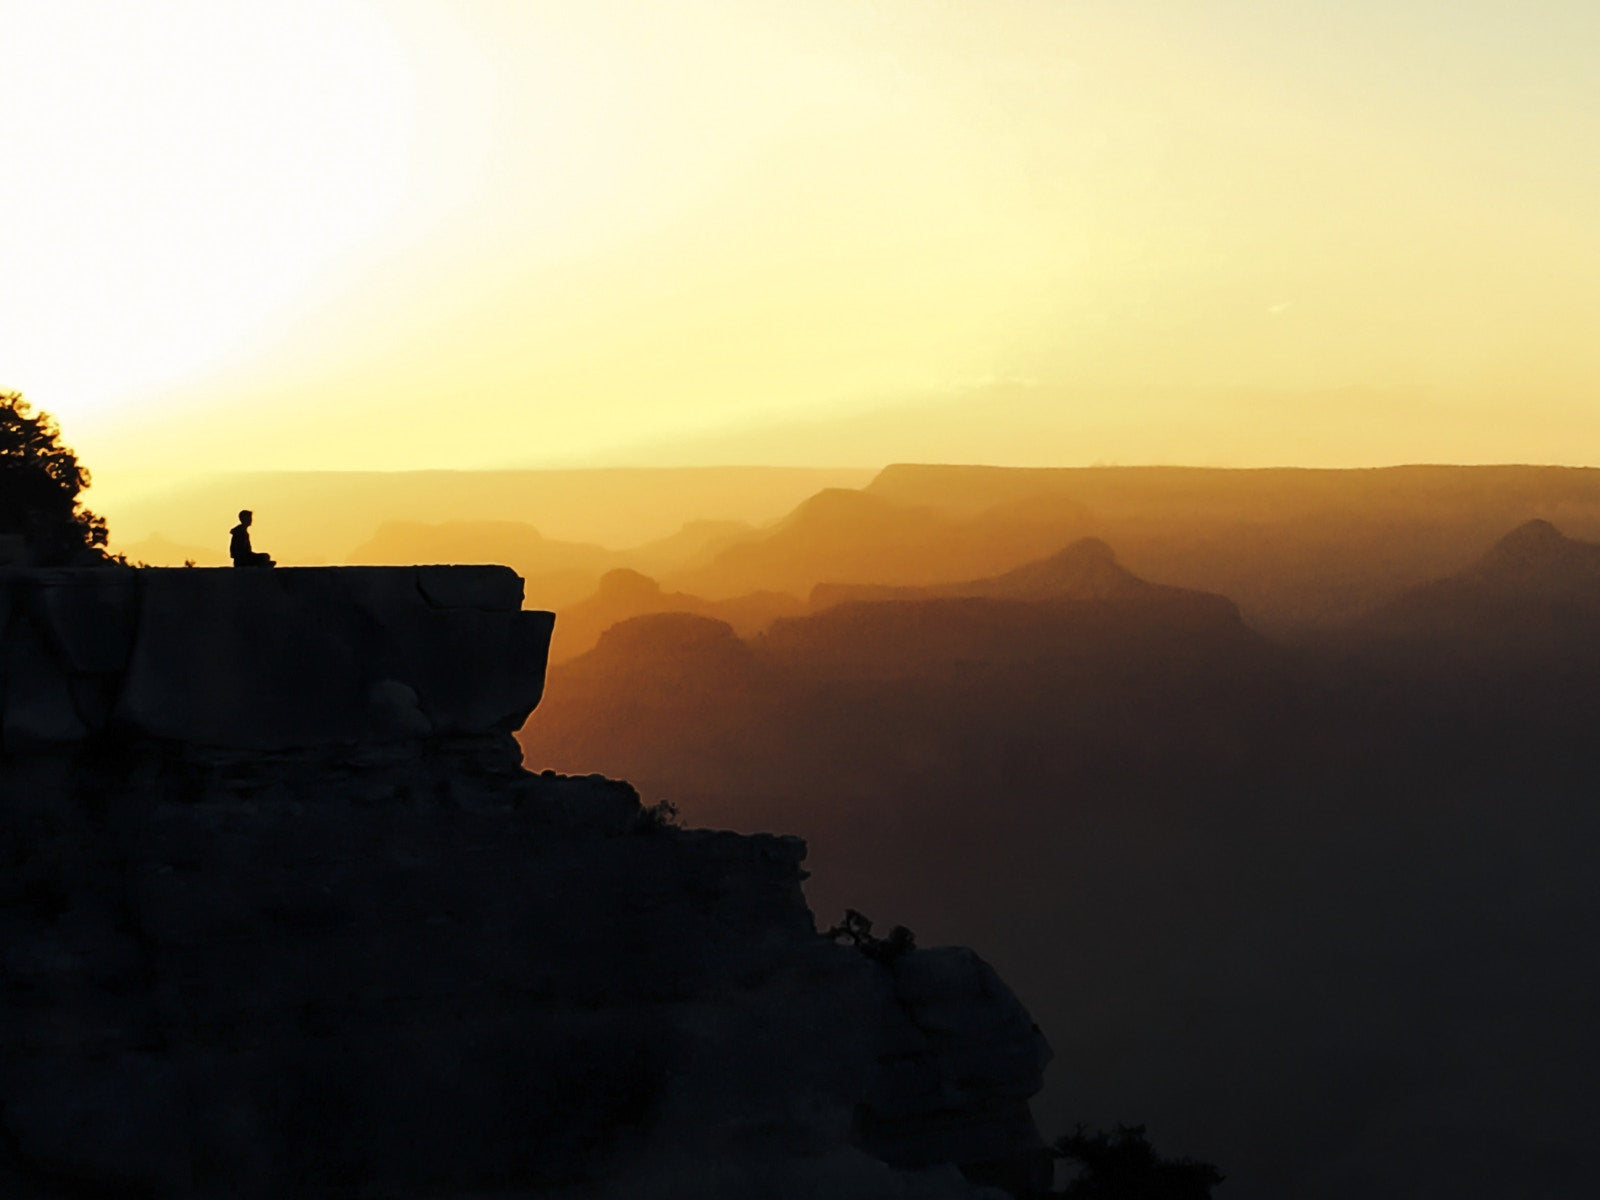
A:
[230,510,274,568]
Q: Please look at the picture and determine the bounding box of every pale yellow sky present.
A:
[4,0,1598,489]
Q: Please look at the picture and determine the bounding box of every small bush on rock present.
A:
[1052,1124,1223,1199]
[637,797,682,830]
[826,909,916,963]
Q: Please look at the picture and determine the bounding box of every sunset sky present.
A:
[4,0,1598,491]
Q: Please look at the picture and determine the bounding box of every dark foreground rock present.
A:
[0,565,554,753]
[0,567,1050,1198]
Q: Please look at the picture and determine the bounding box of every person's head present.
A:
[238,510,253,526]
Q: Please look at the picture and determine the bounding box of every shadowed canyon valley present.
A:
[11,462,1600,1197]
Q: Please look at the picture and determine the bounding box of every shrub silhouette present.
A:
[0,391,108,565]
[637,797,682,830]
[1053,1124,1224,1198]
[826,909,917,963]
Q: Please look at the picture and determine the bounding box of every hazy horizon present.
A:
[7,1,1600,486]
[94,459,1600,568]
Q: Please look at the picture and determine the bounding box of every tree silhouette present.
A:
[1053,1124,1224,1199]
[0,391,109,565]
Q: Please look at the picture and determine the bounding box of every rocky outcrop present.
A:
[0,567,1052,1198]
[1,565,553,754]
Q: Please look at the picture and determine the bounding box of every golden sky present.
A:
[5,0,1599,486]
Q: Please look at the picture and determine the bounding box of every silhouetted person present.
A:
[230,510,275,568]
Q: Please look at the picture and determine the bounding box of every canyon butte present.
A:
[0,565,1051,1199]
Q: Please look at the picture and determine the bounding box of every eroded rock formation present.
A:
[1,565,553,750]
[0,566,1051,1198]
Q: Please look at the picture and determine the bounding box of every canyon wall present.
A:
[0,566,1051,1199]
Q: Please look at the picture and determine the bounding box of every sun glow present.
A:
[6,1,1600,484]
[0,1,417,425]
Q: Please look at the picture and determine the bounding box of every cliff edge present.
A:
[0,565,553,752]
[0,566,1051,1199]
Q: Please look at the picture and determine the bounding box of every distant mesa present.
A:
[810,536,1187,609]
[762,488,959,557]
[976,537,1155,599]
[596,566,665,603]
[675,485,1093,600]
[968,488,1094,533]
[552,567,803,663]
[1389,518,1600,607]
[703,489,951,581]
[862,462,1600,521]
[592,609,742,656]
[787,486,905,527]
[863,463,1089,518]
[582,610,758,678]
[625,518,758,575]
[597,539,1250,685]
[1358,519,1600,659]
[1462,518,1600,597]
[749,540,1248,679]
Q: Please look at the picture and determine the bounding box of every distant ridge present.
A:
[678,488,988,598]
[1385,519,1600,609]
[810,536,1187,609]
[103,466,874,564]
[1358,520,1600,658]
[762,540,1247,679]
[551,568,803,663]
[855,463,1600,630]
[1461,519,1600,597]
[865,462,1600,520]
[673,486,1093,599]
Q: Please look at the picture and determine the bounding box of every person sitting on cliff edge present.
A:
[229,510,275,568]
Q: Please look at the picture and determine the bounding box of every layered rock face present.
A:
[0,567,1050,1198]
[1,565,553,751]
